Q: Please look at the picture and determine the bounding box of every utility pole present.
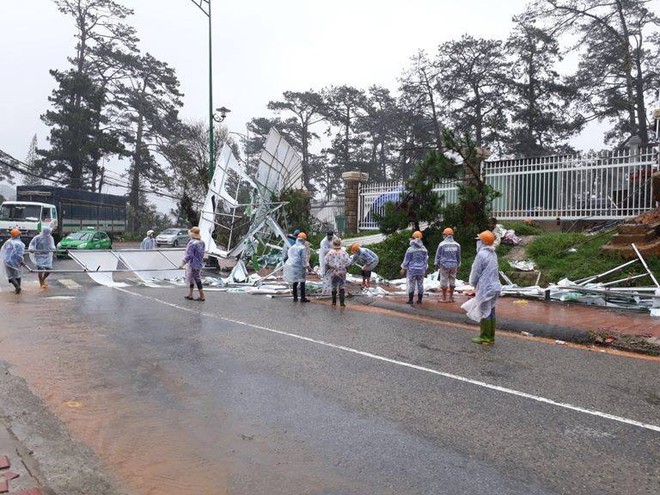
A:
[188,0,215,179]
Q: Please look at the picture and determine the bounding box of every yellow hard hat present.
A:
[443,228,454,236]
[412,231,423,239]
[350,243,360,253]
[297,232,307,240]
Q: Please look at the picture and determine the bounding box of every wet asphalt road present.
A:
[0,267,659,494]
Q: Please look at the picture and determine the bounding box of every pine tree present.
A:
[114,53,183,233]
[37,70,122,189]
[22,135,43,185]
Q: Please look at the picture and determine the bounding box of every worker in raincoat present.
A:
[284,232,310,302]
[180,227,206,301]
[318,230,334,295]
[28,226,56,288]
[318,231,334,277]
[1,228,26,294]
[349,244,379,289]
[466,230,502,344]
[400,231,428,305]
[140,230,156,250]
[324,237,352,307]
[434,227,461,303]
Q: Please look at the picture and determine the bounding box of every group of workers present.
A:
[0,226,56,294]
[398,227,499,344]
[3,222,501,345]
[284,230,380,306]
[283,226,501,345]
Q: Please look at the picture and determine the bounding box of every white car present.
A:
[156,228,189,247]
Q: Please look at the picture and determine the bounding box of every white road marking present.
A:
[59,278,82,290]
[115,288,660,433]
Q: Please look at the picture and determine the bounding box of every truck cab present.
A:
[0,201,58,245]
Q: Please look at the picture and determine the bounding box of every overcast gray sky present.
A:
[0,0,611,205]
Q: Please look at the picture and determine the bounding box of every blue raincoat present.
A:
[434,236,461,269]
[28,227,56,269]
[140,236,157,250]
[401,238,428,276]
[1,237,25,280]
[468,241,502,319]
[283,239,309,283]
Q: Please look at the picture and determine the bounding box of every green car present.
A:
[57,229,112,257]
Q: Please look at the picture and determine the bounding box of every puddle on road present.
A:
[0,295,353,495]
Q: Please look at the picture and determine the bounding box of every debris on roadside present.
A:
[509,260,536,271]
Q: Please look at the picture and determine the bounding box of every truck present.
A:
[0,185,127,244]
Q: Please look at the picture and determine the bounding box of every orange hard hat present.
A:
[350,243,360,253]
[297,232,307,240]
[477,230,495,245]
[10,228,20,238]
[412,231,423,239]
[443,228,454,236]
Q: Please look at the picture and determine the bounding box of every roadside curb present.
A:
[0,363,126,495]
[357,297,659,355]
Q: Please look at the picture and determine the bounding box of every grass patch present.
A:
[502,220,545,236]
[527,231,660,286]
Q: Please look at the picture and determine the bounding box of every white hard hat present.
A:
[147,230,154,235]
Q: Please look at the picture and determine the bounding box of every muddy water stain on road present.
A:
[0,289,359,495]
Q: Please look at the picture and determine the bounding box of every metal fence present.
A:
[310,197,345,230]
[358,148,658,231]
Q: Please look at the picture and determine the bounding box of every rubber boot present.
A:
[292,282,299,302]
[9,279,18,291]
[440,287,447,302]
[407,292,414,305]
[331,290,337,306]
[14,278,21,294]
[484,318,496,344]
[339,289,346,307]
[417,293,423,304]
[300,282,310,302]
[471,319,490,344]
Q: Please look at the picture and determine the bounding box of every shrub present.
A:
[502,220,545,236]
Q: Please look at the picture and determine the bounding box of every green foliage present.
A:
[373,202,409,235]
[38,69,124,190]
[375,150,457,234]
[279,188,314,233]
[366,231,414,279]
[441,129,501,245]
[503,220,545,236]
[174,192,199,227]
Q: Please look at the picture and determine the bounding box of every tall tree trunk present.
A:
[344,107,350,170]
[421,68,443,151]
[633,48,649,146]
[614,0,638,137]
[475,88,483,147]
[301,122,311,191]
[130,114,145,233]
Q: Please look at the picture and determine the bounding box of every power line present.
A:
[0,148,186,203]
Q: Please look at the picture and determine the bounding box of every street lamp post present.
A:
[188,0,218,180]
